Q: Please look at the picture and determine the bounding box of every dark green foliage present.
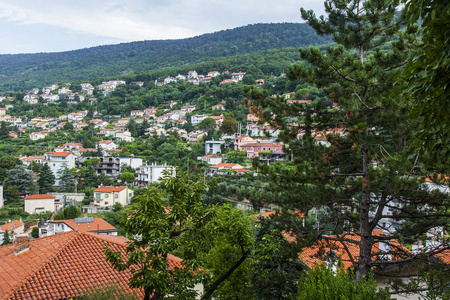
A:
[395,0,450,164]
[79,283,139,300]
[0,122,9,140]
[31,227,39,238]
[245,0,449,288]
[296,264,390,300]
[0,156,21,183]
[0,23,331,92]
[37,163,55,194]
[1,229,11,245]
[4,164,36,194]
[57,167,76,192]
[63,206,80,219]
[252,217,306,299]
[220,117,238,135]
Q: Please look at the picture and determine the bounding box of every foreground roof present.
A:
[0,231,183,300]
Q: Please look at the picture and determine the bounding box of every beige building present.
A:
[93,186,134,208]
[24,194,57,214]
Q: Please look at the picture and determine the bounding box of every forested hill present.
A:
[0,23,331,92]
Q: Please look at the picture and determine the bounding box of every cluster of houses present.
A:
[155,70,247,86]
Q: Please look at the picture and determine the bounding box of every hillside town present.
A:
[0,1,448,299]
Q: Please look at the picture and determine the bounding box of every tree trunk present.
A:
[356,139,372,281]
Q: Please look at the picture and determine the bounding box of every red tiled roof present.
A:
[51,152,72,157]
[49,218,117,233]
[297,230,410,269]
[24,194,56,200]
[0,231,184,299]
[208,163,238,169]
[1,220,24,232]
[94,186,127,193]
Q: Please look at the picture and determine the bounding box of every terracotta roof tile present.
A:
[0,231,183,299]
[0,220,24,232]
[94,186,127,193]
[49,218,117,233]
[24,194,56,200]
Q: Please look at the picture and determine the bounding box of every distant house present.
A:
[240,142,284,158]
[207,163,250,176]
[219,79,235,85]
[207,71,220,77]
[96,140,118,151]
[130,110,144,117]
[212,104,225,111]
[0,220,24,243]
[115,130,134,142]
[93,186,134,208]
[191,114,208,126]
[197,155,222,165]
[247,114,259,122]
[136,163,176,187]
[231,72,246,81]
[205,140,224,154]
[24,194,58,214]
[48,152,76,185]
[29,131,48,141]
[45,217,118,236]
[187,70,198,79]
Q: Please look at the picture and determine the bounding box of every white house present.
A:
[24,194,57,214]
[48,152,76,185]
[191,114,208,126]
[92,186,134,208]
[205,140,224,154]
[96,140,118,151]
[115,130,134,142]
[45,217,118,237]
[136,163,176,187]
[197,155,222,165]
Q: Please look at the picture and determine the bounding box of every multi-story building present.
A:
[136,163,175,187]
[47,152,76,185]
[92,186,133,208]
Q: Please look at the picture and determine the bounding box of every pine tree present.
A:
[245,0,449,288]
[37,163,55,194]
[57,167,76,192]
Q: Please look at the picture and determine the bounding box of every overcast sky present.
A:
[0,0,326,55]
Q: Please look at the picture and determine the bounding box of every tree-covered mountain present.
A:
[0,23,331,92]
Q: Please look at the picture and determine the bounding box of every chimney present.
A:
[15,234,30,255]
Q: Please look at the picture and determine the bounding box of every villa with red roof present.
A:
[45,217,118,237]
[207,163,250,176]
[93,186,134,208]
[24,194,57,214]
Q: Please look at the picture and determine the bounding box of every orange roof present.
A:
[24,194,56,200]
[94,186,127,193]
[0,231,183,299]
[209,163,238,169]
[253,210,305,219]
[51,152,72,157]
[298,231,410,269]
[1,220,24,232]
[49,217,117,233]
[203,155,221,158]
[233,169,250,172]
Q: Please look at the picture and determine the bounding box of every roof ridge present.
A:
[3,231,80,299]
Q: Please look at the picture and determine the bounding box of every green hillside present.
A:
[0,23,331,92]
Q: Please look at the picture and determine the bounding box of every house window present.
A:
[95,193,101,199]
[105,194,109,198]
[115,194,118,198]
[129,193,132,197]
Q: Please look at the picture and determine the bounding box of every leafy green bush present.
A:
[297,264,391,300]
